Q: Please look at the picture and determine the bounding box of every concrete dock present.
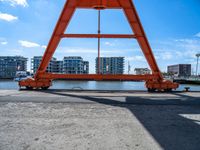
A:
[0,90,200,150]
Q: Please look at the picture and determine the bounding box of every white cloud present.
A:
[0,37,8,45]
[127,55,145,62]
[151,38,200,72]
[161,52,173,60]
[0,12,18,22]
[175,39,200,45]
[41,45,47,49]
[0,0,28,7]
[18,40,40,48]
[154,55,160,60]
[1,41,8,45]
[154,38,200,60]
[104,41,115,46]
[57,48,96,54]
[195,32,200,38]
[0,38,8,45]
[56,47,126,55]
[10,49,23,54]
[174,38,200,58]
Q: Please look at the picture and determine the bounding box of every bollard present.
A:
[184,87,190,92]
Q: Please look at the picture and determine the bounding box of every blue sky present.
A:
[0,0,200,74]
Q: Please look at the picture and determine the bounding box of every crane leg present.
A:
[146,79,179,92]
[19,78,52,90]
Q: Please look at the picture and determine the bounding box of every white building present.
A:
[134,68,151,75]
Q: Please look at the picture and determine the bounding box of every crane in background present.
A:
[19,0,179,92]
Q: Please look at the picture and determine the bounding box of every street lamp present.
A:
[196,53,200,76]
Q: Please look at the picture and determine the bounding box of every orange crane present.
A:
[19,0,179,91]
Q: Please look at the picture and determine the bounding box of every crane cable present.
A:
[97,10,101,74]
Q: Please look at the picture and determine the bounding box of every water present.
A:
[0,80,200,91]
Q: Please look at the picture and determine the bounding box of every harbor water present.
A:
[0,80,200,91]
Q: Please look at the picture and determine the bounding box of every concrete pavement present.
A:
[0,90,200,150]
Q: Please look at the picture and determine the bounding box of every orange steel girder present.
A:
[35,0,162,79]
[19,0,179,91]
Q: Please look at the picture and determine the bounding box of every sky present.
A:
[0,0,200,74]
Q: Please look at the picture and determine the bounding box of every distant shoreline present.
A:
[0,78,200,85]
[0,78,14,80]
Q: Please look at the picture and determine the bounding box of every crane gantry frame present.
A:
[19,0,179,91]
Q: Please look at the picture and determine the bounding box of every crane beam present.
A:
[60,34,137,38]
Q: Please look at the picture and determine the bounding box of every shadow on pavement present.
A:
[40,90,200,150]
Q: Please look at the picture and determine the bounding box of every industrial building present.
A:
[96,57,124,74]
[134,68,151,75]
[63,56,89,74]
[0,56,27,79]
[167,64,191,77]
